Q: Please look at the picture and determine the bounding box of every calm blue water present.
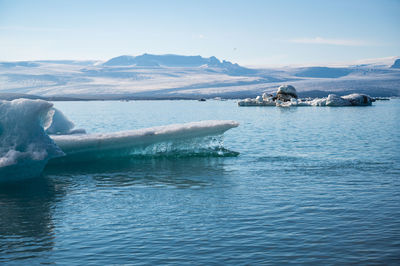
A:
[1,100,400,264]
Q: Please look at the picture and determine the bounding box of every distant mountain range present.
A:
[0,54,399,100]
[102,54,257,76]
[104,54,223,67]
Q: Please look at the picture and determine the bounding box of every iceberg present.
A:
[45,108,86,135]
[342,93,373,106]
[276,85,298,101]
[301,93,373,107]
[238,85,374,107]
[0,99,64,182]
[0,99,238,182]
[50,120,239,163]
[274,93,373,107]
[326,94,351,106]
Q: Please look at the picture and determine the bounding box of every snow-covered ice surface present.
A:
[238,85,373,107]
[0,54,399,99]
[0,99,239,182]
[274,93,373,107]
[277,84,298,97]
[51,120,238,163]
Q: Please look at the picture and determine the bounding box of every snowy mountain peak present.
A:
[103,54,225,68]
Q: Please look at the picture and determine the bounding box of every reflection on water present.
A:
[45,157,231,189]
[0,177,63,262]
[1,156,232,263]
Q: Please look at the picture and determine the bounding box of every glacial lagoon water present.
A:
[1,99,400,264]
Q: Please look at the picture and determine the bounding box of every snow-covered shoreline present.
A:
[1,54,399,100]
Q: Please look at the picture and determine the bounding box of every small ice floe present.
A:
[341,94,374,106]
[373,97,390,101]
[238,85,374,107]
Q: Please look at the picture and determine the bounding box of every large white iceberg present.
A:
[0,99,239,182]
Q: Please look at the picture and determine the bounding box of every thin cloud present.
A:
[192,34,205,39]
[0,26,67,32]
[289,37,371,46]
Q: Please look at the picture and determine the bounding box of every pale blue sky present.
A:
[0,0,399,65]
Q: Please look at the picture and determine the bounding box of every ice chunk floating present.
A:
[0,99,64,182]
[0,99,238,182]
[238,85,374,107]
[45,108,86,135]
[50,120,239,163]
